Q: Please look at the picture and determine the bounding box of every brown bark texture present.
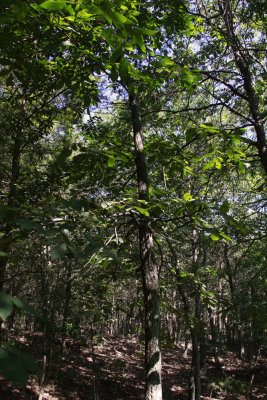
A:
[129,92,162,400]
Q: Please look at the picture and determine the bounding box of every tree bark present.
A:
[61,261,72,352]
[208,306,221,369]
[189,230,201,400]
[189,327,201,400]
[129,92,162,400]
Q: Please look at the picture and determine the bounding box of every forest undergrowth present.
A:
[0,331,266,400]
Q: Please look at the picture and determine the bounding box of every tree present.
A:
[0,1,266,399]
[184,0,267,174]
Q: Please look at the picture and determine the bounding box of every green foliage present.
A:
[0,0,266,396]
[208,377,247,395]
[0,292,43,386]
[0,344,39,387]
[50,243,67,260]
[0,292,43,322]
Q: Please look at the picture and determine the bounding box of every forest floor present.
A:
[0,332,266,400]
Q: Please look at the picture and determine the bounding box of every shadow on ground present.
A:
[0,333,266,400]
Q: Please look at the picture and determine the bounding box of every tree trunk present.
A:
[129,92,162,400]
[189,327,201,400]
[199,318,207,376]
[208,307,221,369]
[61,262,72,352]
[189,230,201,399]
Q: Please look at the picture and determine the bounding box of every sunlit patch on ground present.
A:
[0,332,266,400]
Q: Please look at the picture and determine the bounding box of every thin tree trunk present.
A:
[199,317,207,376]
[129,91,162,400]
[189,230,201,400]
[208,306,221,369]
[61,262,72,352]
[189,327,201,400]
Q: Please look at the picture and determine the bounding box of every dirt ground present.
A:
[0,333,266,399]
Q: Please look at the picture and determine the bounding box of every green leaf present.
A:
[107,155,116,167]
[119,57,129,82]
[123,42,134,51]
[40,0,75,15]
[0,345,39,387]
[67,198,87,212]
[0,348,28,386]
[0,207,17,221]
[215,159,222,169]
[220,200,230,213]
[227,150,234,159]
[0,292,44,321]
[94,6,112,23]
[183,193,192,201]
[210,233,220,241]
[16,219,37,231]
[102,246,119,261]
[238,160,245,174]
[10,1,30,18]
[66,245,83,259]
[162,57,174,66]
[111,11,129,25]
[150,204,164,218]
[40,0,65,9]
[50,243,67,260]
[138,41,146,53]
[203,158,216,170]
[110,64,118,82]
[0,292,13,321]
[219,232,232,241]
[186,127,198,142]
[200,124,219,133]
[135,207,149,216]
[138,28,157,36]
[77,9,94,21]
[133,33,146,53]
[11,297,43,320]
[85,241,102,256]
